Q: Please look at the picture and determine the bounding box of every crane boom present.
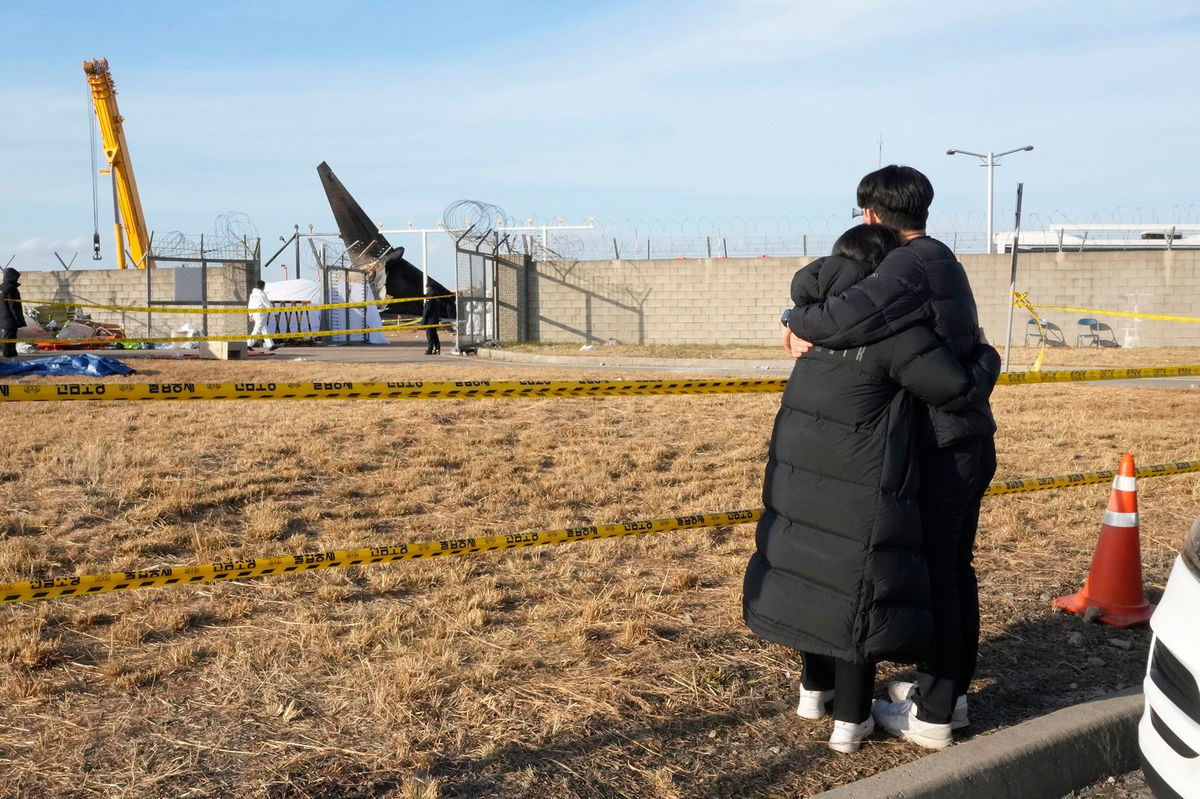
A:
[83,58,151,269]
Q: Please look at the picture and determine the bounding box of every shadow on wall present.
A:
[528,261,650,346]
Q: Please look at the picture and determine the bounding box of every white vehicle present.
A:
[1139,513,1200,799]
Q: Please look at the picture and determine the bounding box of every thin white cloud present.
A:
[2,0,1199,269]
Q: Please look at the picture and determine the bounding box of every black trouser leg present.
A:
[0,326,16,357]
[955,457,990,697]
[914,437,996,725]
[801,652,835,692]
[426,328,440,353]
[833,658,875,724]
[801,652,874,724]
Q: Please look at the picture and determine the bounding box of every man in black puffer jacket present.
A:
[784,166,998,750]
[0,267,24,358]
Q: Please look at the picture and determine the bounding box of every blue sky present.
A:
[2,0,1198,284]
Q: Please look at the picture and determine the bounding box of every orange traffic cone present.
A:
[1052,453,1155,628]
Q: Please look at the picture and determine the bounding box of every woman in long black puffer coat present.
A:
[742,224,999,753]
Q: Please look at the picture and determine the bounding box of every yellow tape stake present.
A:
[1011,291,1046,372]
[4,367,1199,403]
[2,461,1197,605]
[0,378,790,403]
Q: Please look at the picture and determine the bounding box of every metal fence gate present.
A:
[454,231,504,352]
[324,264,374,344]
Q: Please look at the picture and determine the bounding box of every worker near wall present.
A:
[421,287,441,355]
[247,280,275,351]
[0,268,24,358]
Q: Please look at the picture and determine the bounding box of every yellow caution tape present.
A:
[0,321,453,347]
[0,510,759,604]
[1025,302,1200,325]
[0,378,789,403]
[996,365,1200,384]
[3,365,1198,404]
[984,460,1200,496]
[1011,292,1046,372]
[10,292,453,316]
[3,459,1197,604]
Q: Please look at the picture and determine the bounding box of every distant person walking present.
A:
[421,287,442,355]
[247,280,275,351]
[744,224,999,754]
[0,267,24,358]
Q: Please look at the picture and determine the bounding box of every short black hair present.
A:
[256,280,266,289]
[856,165,934,231]
[832,224,900,267]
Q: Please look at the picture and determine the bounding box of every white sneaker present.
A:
[829,717,875,754]
[796,687,835,719]
[886,681,969,729]
[871,699,953,750]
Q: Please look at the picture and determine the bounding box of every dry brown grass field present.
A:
[506,342,1200,368]
[1,355,1198,798]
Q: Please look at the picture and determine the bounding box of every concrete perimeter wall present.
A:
[501,250,1200,348]
[18,264,255,339]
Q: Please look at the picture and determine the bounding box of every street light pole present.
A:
[946,145,1034,254]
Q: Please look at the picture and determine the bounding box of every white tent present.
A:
[263,278,386,344]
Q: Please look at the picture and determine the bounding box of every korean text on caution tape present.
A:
[2,460,1197,604]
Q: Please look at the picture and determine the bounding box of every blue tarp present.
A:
[0,354,136,377]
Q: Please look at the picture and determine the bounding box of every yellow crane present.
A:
[83,57,151,269]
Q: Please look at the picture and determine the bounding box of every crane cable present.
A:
[88,84,101,260]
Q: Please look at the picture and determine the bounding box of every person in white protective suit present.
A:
[247,280,276,350]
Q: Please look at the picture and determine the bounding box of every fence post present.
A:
[200,233,209,338]
[722,238,728,258]
[646,239,650,260]
[707,236,712,258]
[613,238,619,259]
[803,234,807,257]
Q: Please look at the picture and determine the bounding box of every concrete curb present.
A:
[816,687,1143,799]
[474,346,795,373]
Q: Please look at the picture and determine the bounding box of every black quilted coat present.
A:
[743,254,1000,664]
[0,268,22,330]
[786,236,995,446]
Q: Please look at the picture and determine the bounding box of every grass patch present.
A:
[0,357,1196,797]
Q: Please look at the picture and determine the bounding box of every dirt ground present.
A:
[0,355,1197,798]
[1065,770,1153,799]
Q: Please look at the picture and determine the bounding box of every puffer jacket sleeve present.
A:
[787,248,929,349]
[789,258,826,305]
[962,341,1001,405]
[887,328,1000,412]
